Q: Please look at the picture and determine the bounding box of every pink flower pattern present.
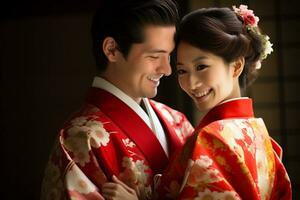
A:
[233,5,259,27]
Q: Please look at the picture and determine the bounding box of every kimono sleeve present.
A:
[41,115,110,200]
[270,137,283,160]
[154,134,197,200]
[269,138,292,200]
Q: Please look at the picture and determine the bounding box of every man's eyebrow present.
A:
[145,49,168,53]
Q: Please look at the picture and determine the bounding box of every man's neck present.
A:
[99,74,142,104]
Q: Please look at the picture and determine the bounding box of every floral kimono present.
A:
[41,85,194,200]
[155,98,292,200]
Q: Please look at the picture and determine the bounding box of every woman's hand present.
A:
[102,175,138,200]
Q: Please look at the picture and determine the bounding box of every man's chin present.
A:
[145,90,157,99]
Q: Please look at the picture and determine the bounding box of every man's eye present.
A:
[149,56,159,59]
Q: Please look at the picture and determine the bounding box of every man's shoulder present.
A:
[150,99,194,143]
[62,103,110,128]
[149,99,190,125]
[149,99,180,113]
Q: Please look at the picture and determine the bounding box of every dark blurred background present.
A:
[1,0,300,199]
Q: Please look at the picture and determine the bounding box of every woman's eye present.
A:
[176,69,186,75]
[196,64,208,70]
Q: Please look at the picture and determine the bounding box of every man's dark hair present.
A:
[91,0,179,72]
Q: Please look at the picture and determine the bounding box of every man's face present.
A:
[110,25,176,103]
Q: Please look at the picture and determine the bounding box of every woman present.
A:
[155,5,292,200]
[102,5,292,200]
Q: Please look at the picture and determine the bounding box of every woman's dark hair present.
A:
[91,0,179,72]
[177,7,265,89]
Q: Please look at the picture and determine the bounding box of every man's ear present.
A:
[232,57,245,78]
[102,37,119,62]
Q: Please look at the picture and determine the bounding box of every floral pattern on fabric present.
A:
[195,188,240,200]
[41,158,64,200]
[186,156,223,188]
[63,116,111,167]
[156,118,292,200]
[41,91,193,200]
[66,163,98,194]
[119,157,152,200]
[152,101,194,143]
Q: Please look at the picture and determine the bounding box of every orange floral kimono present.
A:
[41,87,193,200]
[155,98,292,200]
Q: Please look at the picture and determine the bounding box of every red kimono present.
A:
[155,98,292,200]
[41,87,194,200]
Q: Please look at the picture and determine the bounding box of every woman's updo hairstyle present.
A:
[176,6,272,89]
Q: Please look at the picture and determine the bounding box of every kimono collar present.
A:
[92,77,168,156]
[92,76,152,129]
[86,87,169,173]
[197,98,254,130]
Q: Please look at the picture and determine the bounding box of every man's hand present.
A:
[102,175,138,200]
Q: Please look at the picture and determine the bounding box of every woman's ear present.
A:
[232,57,245,78]
[102,37,119,62]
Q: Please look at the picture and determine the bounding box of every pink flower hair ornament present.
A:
[233,5,273,67]
[233,5,259,27]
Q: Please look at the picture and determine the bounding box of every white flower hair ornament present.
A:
[233,5,273,69]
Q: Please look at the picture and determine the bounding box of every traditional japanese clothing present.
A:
[155,98,292,200]
[41,77,194,200]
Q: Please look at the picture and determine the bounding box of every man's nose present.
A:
[158,56,172,76]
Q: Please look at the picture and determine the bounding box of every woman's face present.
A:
[176,42,241,112]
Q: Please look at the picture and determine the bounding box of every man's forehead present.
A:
[142,25,176,38]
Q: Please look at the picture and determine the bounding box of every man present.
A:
[41,0,193,199]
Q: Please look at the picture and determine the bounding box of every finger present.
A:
[102,186,116,194]
[102,182,128,193]
[102,183,128,200]
[102,189,117,198]
[102,182,118,188]
[102,183,119,196]
[102,192,115,200]
[111,175,135,193]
